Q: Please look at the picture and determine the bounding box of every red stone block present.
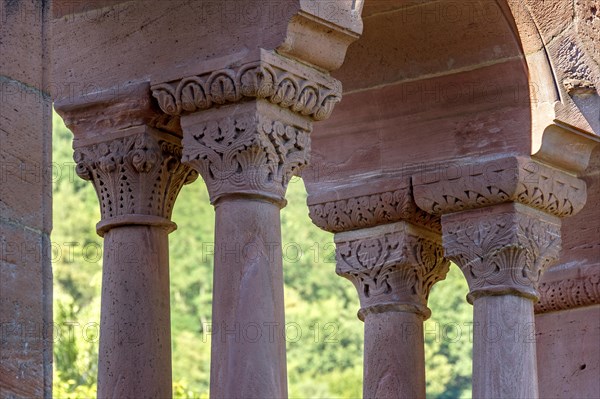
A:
[0,0,48,90]
[0,222,51,399]
[0,82,51,233]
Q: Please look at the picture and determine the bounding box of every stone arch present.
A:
[305,0,532,191]
[502,0,599,168]
[304,0,598,195]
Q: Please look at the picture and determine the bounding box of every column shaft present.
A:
[98,225,173,399]
[472,295,538,399]
[363,312,425,399]
[178,98,315,398]
[210,198,287,398]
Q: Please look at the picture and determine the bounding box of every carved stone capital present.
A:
[151,51,342,122]
[73,126,198,236]
[442,204,562,302]
[180,101,311,205]
[335,222,450,320]
[413,156,587,218]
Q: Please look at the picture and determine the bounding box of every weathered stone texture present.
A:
[0,0,47,89]
[0,0,52,398]
[0,82,51,233]
[527,0,574,43]
[337,0,521,92]
[536,147,600,313]
[306,59,531,188]
[554,147,600,269]
[51,0,300,101]
[575,0,600,67]
[0,223,51,399]
[536,305,600,398]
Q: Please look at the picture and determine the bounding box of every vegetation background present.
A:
[52,112,473,398]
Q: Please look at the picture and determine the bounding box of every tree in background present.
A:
[52,112,472,398]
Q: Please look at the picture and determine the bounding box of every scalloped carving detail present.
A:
[152,62,341,121]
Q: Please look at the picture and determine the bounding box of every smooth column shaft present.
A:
[97,225,172,399]
[472,295,538,399]
[363,312,425,399]
[210,198,287,399]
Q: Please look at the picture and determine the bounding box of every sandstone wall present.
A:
[0,0,52,397]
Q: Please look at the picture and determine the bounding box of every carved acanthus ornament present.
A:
[413,156,587,218]
[73,127,198,235]
[307,180,449,320]
[335,222,449,320]
[443,204,561,301]
[181,106,311,204]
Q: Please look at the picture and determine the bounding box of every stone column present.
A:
[152,53,342,398]
[413,156,589,399]
[73,126,197,399]
[337,222,448,398]
[443,203,560,398]
[308,184,449,398]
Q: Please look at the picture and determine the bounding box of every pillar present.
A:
[308,184,449,398]
[413,155,590,398]
[443,203,560,398]
[72,125,197,398]
[151,53,343,398]
[337,222,448,398]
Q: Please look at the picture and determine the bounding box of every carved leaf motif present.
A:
[151,85,180,115]
[337,231,448,308]
[183,113,311,202]
[272,77,298,108]
[356,239,384,268]
[293,86,319,115]
[73,151,92,181]
[179,78,210,112]
[314,95,341,121]
[130,135,159,173]
[444,212,561,293]
[73,133,197,221]
[240,66,276,98]
[209,73,238,104]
